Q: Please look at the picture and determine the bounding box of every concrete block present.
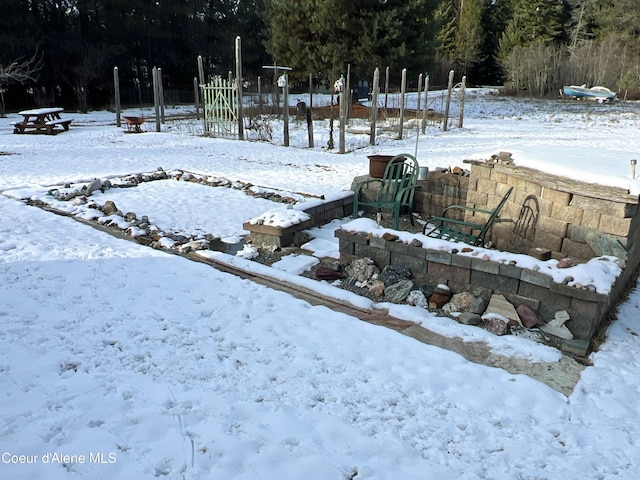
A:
[541,188,571,205]
[551,204,584,224]
[560,238,595,262]
[581,209,601,229]
[391,253,426,276]
[536,216,568,237]
[425,249,452,265]
[470,257,500,274]
[499,263,523,280]
[428,263,471,289]
[598,215,632,237]
[407,244,427,259]
[533,230,564,252]
[370,236,386,249]
[529,247,552,260]
[471,270,519,294]
[561,339,590,357]
[520,269,552,288]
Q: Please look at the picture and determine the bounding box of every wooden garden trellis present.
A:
[201,77,238,138]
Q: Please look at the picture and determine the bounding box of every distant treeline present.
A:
[2,0,639,112]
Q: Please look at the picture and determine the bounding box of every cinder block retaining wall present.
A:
[335,228,610,356]
[243,194,354,247]
[347,158,640,356]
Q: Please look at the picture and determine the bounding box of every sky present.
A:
[1,89,640,479]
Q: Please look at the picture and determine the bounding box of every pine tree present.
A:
[498,0,569,62]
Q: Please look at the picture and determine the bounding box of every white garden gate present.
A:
[201,77,238,138]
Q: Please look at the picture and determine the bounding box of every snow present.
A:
[2,89,640,479]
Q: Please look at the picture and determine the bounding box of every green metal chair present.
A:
[424,187,513,246]
[352,153,422,230]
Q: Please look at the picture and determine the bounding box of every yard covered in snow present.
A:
[1,89,640,479]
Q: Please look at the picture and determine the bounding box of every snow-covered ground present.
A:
[1,89,640,479]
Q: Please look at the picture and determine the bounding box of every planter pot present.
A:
[368,155,403,178]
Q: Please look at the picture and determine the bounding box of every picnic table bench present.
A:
[12,107,73,135]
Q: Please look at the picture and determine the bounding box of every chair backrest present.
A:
[477,186,514,240]
[377,153,419,203]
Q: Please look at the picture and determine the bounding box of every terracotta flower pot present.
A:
[367,155,402,178]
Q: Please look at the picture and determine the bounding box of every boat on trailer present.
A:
[562,84,618,103]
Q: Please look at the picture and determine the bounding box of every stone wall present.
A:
[348,157,640,356]
[335,228,612,357]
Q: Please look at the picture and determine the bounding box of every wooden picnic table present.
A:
[12,107,73,135]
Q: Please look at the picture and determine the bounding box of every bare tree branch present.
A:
[0,51,43,85]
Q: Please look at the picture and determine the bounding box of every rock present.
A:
[102,200,119,216]
[483,317,508,335]
[406,290,428,308]
[450,292,477,312]
[556,258,575,269]
[484,294,520,325]
[586,231,628,261]
[469,296,486,315]
[379,265,412,286]
[83,178,103,195]
[368,280,386,296]
[382,232,399,242]
[516,303,544,328]
[457,312,482,325]
[433,284,450,295]
[428,292,450,309]
[384,279,414,303]
[510,326,548,342]
[410,238,423,247]
[539,310,573,340]
[442,302,459,314]
[315,266,344,280]
[345,258,380,284]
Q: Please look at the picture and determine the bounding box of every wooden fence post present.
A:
[258,76,262,113]
[308,73,313,109]
[152,67,161,132]
[370,67,380,146]
[114,67,121,127]
[443,69,454,132]
[198,55,206,133]
[307,107,314,148]
[339,74,346,154]
[235,36,244,140]
[421,74,430,134]
[398,68,407,140]
[158,67,165,123]
[193,77,200,119]
[458,75,466,128]
[417,73,423,112]
[384,66,390,111]
[283,72,289,147]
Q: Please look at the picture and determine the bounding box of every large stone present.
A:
[516,303,544,328]
[368,280,385,297]
[406,290,428,308]
[540,310,574,340]
[379,264,412,286]
[484,294,520,325]
[450,292,477,312]
[483,317,508,336]
[458,312,482,325]
[384,279,414,303]
[345,258,380,284]
[428,292,451,309]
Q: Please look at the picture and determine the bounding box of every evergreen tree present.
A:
[498,0,569,62]
[264,0,437,85]
[435,0,486,77]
